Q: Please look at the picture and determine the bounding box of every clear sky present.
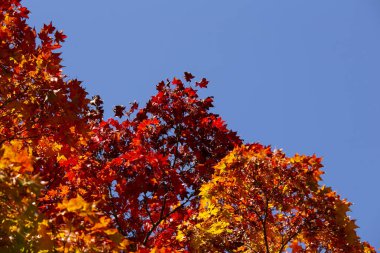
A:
[25,0,380,248]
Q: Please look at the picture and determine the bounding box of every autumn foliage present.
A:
[0,1,376,252]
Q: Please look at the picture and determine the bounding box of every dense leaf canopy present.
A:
[0,1,376,252]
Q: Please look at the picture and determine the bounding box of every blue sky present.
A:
[25,0,380,247]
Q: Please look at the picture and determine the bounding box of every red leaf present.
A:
[172,77,183,87]
[55,30,67,43]
[156,81,165,90]
[184,72,195,82]
[212,117,226,129]
[184,87,197,98]
[42,22,55,34]
[18,7,30,19]
[113,105,126,118]
[195,78,209,88]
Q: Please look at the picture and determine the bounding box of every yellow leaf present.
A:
[91,216,111,231]
[0,140,33,172]
[104,228,118,235]
[176,230,185,242]
[119,239,131,248]
[51,142,63,152]
[38,219,50,234]
[9,225,18,232]
[290,154,302,163]
[214,161,226,172]
[207,221,229,235]
[78,136,87,146]
[58,195,89,212]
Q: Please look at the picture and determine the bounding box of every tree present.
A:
[180,144,376,252]
[0,0,92,146]
[0,1,124,251]
[0,1,376,252]
[69,78,242,250]
[33,75,242,251]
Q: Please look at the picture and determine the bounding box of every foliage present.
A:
[0,140,48,252]
[0,0,376,252]
[72,78,241,250]
[0,0,92,147]
[180,144,376,252]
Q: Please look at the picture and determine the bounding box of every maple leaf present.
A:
[58,195,89,212]
[126,101,139,116]
[43,22,55,34]
[211,117,226,129]
[195,78,209,88]
[18,7,30,18]
[113,105,126,118]
[184,72,195,82]
[172,77,183,88]
[54,30,67,43]
[156,81,165,90]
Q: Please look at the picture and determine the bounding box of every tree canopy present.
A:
[0,1,376,252]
